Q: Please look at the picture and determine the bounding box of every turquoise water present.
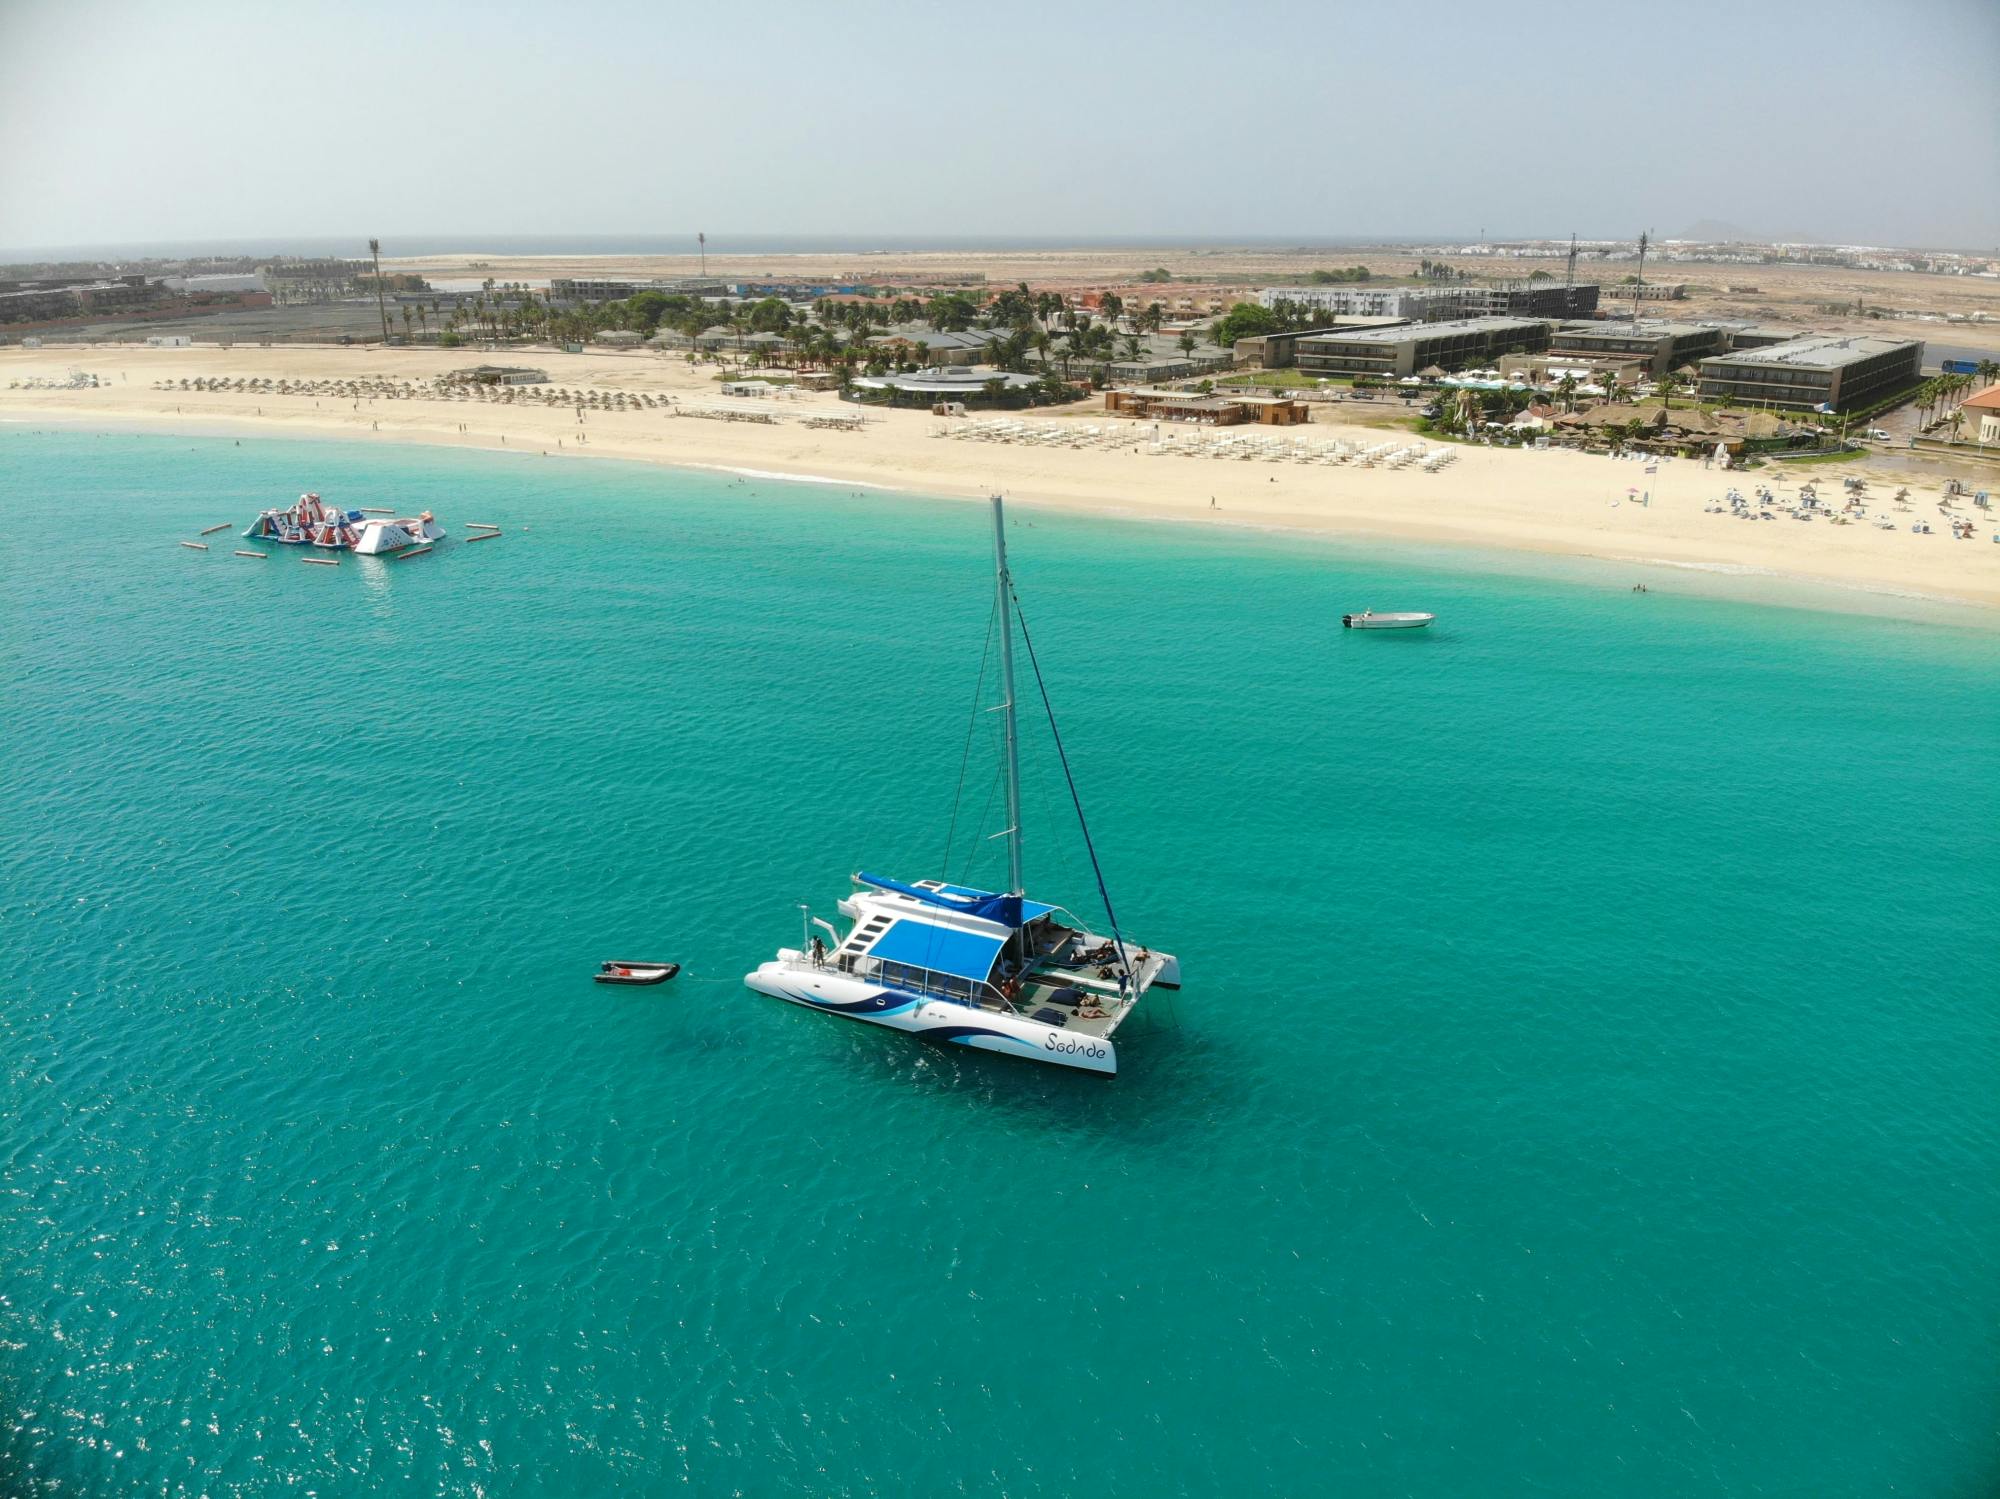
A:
[4,430,1997,1497]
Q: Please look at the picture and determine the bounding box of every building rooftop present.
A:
[1711,322,1802,338]
[1553,320,1720,340]
[1960,386,2000,412]
[852,366,1039,393]
[1301,316,1550,346]
[877,325,992,351]
[1702,334,1922,370]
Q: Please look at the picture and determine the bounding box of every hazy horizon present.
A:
[2,0,1997,255]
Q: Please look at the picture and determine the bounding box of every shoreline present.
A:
[15,412,1997,631]
[6,345,1998,623]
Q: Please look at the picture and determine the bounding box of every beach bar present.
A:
[1104,389,1310,426]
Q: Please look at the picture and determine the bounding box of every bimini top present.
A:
[855,871,1057,929]
[866,918,1006,984]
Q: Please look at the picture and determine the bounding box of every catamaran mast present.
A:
[990,495,1025,894]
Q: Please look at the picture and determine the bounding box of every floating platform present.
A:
[301,556,340,567]
[234,550,267,559]
[199,522,232,536]
[179,541,209,550]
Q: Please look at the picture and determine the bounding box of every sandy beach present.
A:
[6,343,1997,613]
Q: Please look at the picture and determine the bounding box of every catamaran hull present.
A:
[746,961,1118,1075]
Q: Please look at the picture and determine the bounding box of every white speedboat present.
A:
[353,512,446,555]
[744,496,1180,1076]
[1342,610,1434,629]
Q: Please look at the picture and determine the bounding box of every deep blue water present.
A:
[4,431,1997,1496]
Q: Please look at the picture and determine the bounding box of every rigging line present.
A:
[939,599,999,875]
[959,756,1006,887]
[1007,585,1127,960]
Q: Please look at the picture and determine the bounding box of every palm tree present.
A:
[1659,372,1684,412]
[1177,331,1198,362]
[1555,373,1579,413]
[368,237,390,344]
[1917,378,1940,427]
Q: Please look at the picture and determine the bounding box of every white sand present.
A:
[6,344,1997,613]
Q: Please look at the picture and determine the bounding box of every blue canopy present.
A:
[856,871,1049,928]
[866,919,1006,984]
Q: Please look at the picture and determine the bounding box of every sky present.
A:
[2,0,1997,256]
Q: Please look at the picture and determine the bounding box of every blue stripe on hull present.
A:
[762,981,1115,1073]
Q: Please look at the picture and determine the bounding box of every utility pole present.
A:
[698,231,706,277]
[1633,229,1649,328]
[369,238,390,344]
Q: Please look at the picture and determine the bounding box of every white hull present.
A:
[1343,611,1434,629]
[747,956,1118,1075]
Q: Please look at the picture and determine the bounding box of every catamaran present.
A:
[744,496,1180,1076]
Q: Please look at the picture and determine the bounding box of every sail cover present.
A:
[855,872,1054,928]
[866,919,1006,983]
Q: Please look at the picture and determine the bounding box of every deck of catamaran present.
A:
[803,876,1172,1038]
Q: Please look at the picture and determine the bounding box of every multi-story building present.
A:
[551,277,727,303]
[1260,282,1596,322]
[1459,282,1600,319]
[0,275,165,323]
[1603,282,1688,303]
[1696,335,1923,412]
[1546,321,1728,378]
[0,284,82,322]
[1260,285,1441,319]
[1295,317,1553,378]
[74,278,164,315]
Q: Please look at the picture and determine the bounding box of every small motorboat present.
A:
[1343,610,1435,629]
[593,960,680,986]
